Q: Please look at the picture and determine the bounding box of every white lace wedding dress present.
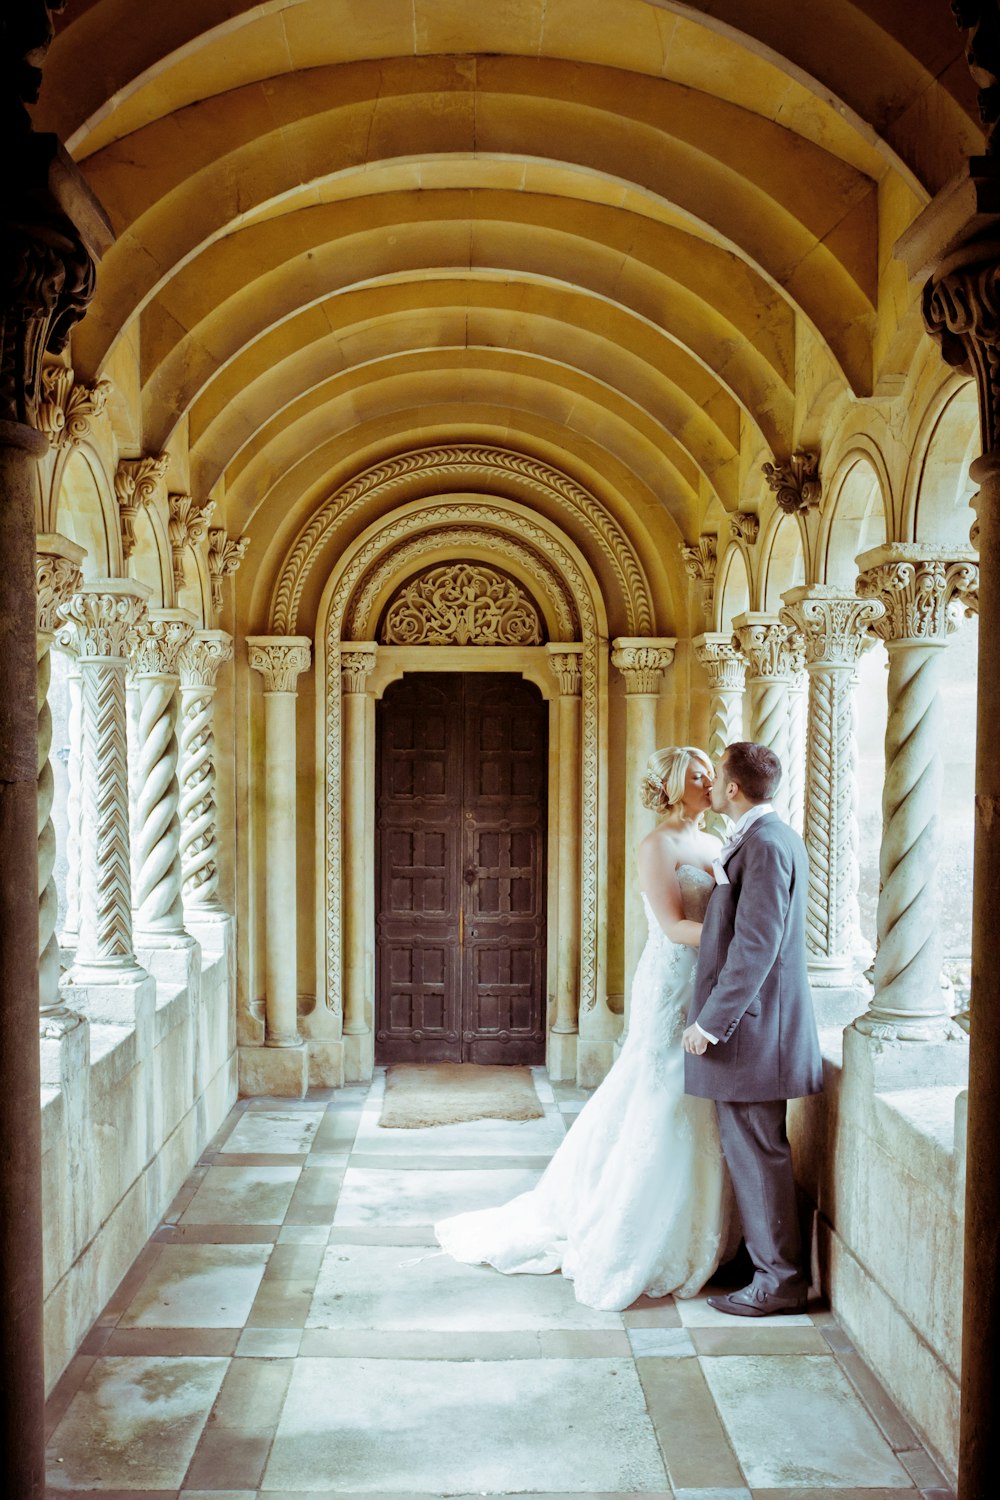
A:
[435,865,735,1310]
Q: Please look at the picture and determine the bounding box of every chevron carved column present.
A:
[693,632,745,837]
[732,613,796,820]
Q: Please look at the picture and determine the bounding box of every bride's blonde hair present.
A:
[639,746,713,816]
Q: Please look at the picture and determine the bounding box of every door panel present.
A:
[376,673,547,1064]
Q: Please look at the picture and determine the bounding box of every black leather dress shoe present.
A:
[706,1284,807,1317]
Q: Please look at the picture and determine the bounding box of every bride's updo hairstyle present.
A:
[639,746,713,816]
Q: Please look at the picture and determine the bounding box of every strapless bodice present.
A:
[640,863,715,940]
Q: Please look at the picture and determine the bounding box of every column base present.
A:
[576,1038,614,1087]
[182,901,230,923]
[59,972,157,1043]
[344,1029,375,1085]
[63,957,149,988]
[807,977,869,1027]
[547,1028,578,1081]
[135,939,201,986]
[308,1040,345,1088]
[238,1042,308,1098]
[844,1015,970,1088]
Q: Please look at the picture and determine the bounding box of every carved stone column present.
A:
[130,610,196,947]
[59,581,151,983]
[177,631,233,918]
[786,635,808,835]
[693,632,746,836]
[546,644,584,1081]
[56,630,83,952]
[611,638,676,1033]
[341,643,379,1082]
[247,636,311,1063]
[852,547,978,1055]
[780,588,885,995]
[35,537,85,1014]
[732,613,795,819]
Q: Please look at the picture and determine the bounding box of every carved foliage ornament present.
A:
[547,648,582,696]
[177,632,233,691]
[341,644,379,694]
[248,639,311,693]
[37,365,112,447]
[168,494,216,595]
[779,595,886,668]
[380,563,544,646]
[857,557,981,642]
[733,621,795,679]
[762,451,821,515]
[58,589,148,658]
[36,552,83,635]
[694,637,746,692]
[114,455,168,560]
[207,526,250,613]
[611,642,675,695]
[731,511,760,545]
[923,261,1000,457]
[953,1,1000,155]
[130,616,195,678]
[680,535,717,583]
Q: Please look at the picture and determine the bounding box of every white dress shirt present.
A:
[698,802,774,1043]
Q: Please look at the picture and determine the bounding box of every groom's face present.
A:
[710,757,738,818]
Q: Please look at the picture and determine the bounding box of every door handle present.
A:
[463,867,477,885]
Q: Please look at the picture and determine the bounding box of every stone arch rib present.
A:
[270,444,654,636]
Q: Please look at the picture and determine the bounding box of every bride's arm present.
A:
[637,835,703,948]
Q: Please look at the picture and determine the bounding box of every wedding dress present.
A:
[435,864,735,1310]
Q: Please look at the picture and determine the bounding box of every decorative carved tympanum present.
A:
[380,563,544,646]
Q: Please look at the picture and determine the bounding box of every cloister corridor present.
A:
[43,1072,953,1499]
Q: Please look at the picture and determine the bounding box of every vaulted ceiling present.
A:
[35,0,981,629]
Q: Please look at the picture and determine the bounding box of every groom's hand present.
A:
[682,1024,710,1055]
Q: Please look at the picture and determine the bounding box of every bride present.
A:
[435,745,736,1311]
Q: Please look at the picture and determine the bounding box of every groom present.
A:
[682,741,823,1316]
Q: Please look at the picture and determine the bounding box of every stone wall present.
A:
[791,1027,965,1485]
[39,920,237,1392]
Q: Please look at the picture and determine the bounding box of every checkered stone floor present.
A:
[45,1068,955,1499]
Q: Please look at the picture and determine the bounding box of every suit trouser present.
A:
[716,1099,805,1298]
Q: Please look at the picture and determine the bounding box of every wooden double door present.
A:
[375,673,547,1065]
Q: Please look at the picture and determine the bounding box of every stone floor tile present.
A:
[628,1327,696,1357]
[182,1492,258,1499]
[203,1151,308,1168]
[246,1242,326,1329]
[307,1242,622,1332]
[691,1327,830,1356]
[278,1224,331,1244]
[833,1349,921,1451]
[896,1447,948,1488]
[700,1355,913,1488]
[352,1109,566,1157]
[624,1296,682,1327]
[675,1293,815,1328]
[674,1490,751,1500]
[347,1152,556,1171]
[221,1110,325,1154]
[311,1109,362,1152]
[118,1243,272,1328]
[263,1356,667,1492]
[102,1329,238,1357]
[536,1330,632,1356]
[161,1166,209,1224]
[44,1356,97,1440]
[235,1327,302,1357]
[637,1356,746,1490]
[97,1245,164,1322]
[332,1165,541,1224]
[327,1226,438,1246]
[180,1165,301,1225]
[46,1356,227,1490]
[152,1223,280,1245]
[184,1355,293,1490]
[285,1162,347,1225]
[298,1328,546,1359]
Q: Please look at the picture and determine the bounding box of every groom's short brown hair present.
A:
[723,741,782,802]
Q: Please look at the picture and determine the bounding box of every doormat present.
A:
[378,1063,544,1129]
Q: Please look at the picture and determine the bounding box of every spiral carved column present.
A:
[693,632,746,837]
[178,631,233,916]
[732,613,795,819]
[786,637,808,835]
[611,638,676,1032]
[780,588,884,987]
[247,635,312,1049]
[35,539,85,1014]
[130,611,196,944]
[58,643,83,952]
[853,547,979,1040]
[59,582,151,983]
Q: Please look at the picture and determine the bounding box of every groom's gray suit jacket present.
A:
[685,813,823,1103]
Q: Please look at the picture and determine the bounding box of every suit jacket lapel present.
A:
[720,810,777,869]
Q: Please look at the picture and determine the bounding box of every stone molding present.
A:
[730,511,760,545]
[114,456,169,562]
[177,630,233,691]
[36,365,112,449]
[341,643,379,694]
[270,443,653,636]
[546,643,584,696]
[58,579,150,659]
[762,451,821,515]
[856,545,980,644]
[780,586,886,668]
[168,494,216,597]
[36,533,85,636]
[611,637,676,694]
[380,563,543,646]
[206,525,250,615]
[247,635,312,693]
[130,609,196,679]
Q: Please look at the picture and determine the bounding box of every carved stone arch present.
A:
[818,447,891,587]
[50,443,120,579]
[759,507,809,611]
[269,443,653,636]
[315,501,608,1050]
[900,375,979,549]
[714,540,753,631]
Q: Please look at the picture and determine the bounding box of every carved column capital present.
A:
[611,637,676,695]
[58,579,150,658]
[247,635,312,693]
[780,586,886,668]
[855,545,980,646]
[680,537,716,624]
[207,526,250,615]
[762,451,821,515]
[546,642,584,696]
[693,631,747,693]
[177,630,233,691]
[36,364,112,448]
[36,533,85,637]
[168,494,216,596]
[730,511,760,545]
[341,643,379,694]
[130,608,197,678]
[731,612,796,679]
[114,455,169,561]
